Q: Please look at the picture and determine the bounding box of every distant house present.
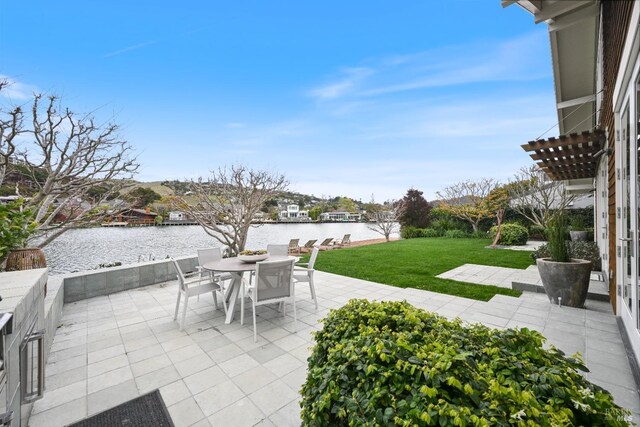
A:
[319,211,361,222]
[110,208,157,226]
[278,204,310,221]
[168,211,186,221]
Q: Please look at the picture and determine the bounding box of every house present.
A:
[278,204,310,221]
[110,207,157,226]
[318,211,362,222]
[506,1,640,363]
[168,211,186,221]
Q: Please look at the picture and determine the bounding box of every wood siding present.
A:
[600,0,635,313]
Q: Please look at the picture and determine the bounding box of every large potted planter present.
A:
[569,216,588,242]
[537,214,591,308]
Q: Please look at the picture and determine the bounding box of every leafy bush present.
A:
[532,241,602,271]
[400,226,421,239]
[444,229,467,238]
[0,199,36,266]
[300,300,631,426]
[421,228,442,238]
[489,223,529,246]
[529,225,546,240]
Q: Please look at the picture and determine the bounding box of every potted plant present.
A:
[537,213,591,307]
[0,199,42,271]
[569,216,588,241]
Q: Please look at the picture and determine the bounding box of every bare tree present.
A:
[1,92,139,247]
[0,79,23,186]
[436,178,501,233]
[508,165,575,229]
[182,166,288,256]
[367,200,399,242]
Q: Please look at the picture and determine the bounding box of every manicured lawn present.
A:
[314,238,533,301]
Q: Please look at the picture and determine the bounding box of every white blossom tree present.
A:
[367,200,399,242]
[508,165,575,229]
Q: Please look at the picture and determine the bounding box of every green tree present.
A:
[436,178,501,233]
[308,206,322,221]
[126,187,162,208]
[0,199,36,266]
[397,188,431,229]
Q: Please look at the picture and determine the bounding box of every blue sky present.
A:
[0,1,554,202]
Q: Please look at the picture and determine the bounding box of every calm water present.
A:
[44,223,398,274]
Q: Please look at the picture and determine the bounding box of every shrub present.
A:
[300,300,631,426]
[421,228,442,238]
[0,199,35,266]
[400,226,420,239]
[444,229,467,238]
[529,225,546,240]
[547,214,570,262]
[489,223,529,246]
[532,241,602,271]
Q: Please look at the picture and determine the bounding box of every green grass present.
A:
[314,238,533,301]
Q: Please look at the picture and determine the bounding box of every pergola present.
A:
[521,129,605,181]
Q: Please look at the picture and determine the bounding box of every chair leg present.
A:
[240,283,245,325]
[309,274,318,309]
[180,295,189,331]
[292,297,297,333]
[219,289,228,314]
[174,292,181,320]
[213,291,219,309]
[252,301,257,342]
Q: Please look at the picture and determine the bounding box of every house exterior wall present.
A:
[600,0,636,313]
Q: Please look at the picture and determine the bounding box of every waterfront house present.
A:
[278,204,310,221]
[110,207,157,226]
[506,0,640,364]
[318,211,361,222]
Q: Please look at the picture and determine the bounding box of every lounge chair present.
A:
[318,238,335,250]
[335,234,351,247]
[288,239,301,255]
[300,239,317,253]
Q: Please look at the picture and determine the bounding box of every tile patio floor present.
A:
[31,270,640,427]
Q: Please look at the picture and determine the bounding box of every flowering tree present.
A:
[367,200,399,242]
[436,178,501,233]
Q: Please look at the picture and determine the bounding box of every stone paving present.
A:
[31,270,640,427]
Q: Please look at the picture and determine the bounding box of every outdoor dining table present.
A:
[202,255,297,324]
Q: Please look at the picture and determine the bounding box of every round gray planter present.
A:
[569,231,588,241]
[536,258,592,308]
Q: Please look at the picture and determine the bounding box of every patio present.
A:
[30,270,640,427]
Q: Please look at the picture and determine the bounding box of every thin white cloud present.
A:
[103,40,157,58]
[0,75,35,100]
[308,67,374,100]
[308,31,549,100]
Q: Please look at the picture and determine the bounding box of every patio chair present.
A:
[318,238,335,250]
[288,239,301,255]
[294,247,319,309]
[241,258,297,341]
[335,234,351,247]
[300,239,317,253]
[267,244,289,256]
[196,248,232,300]
[171,257,226,331]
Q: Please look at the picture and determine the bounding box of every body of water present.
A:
[44,223,398,274]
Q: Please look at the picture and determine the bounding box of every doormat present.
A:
[66,390,174,427]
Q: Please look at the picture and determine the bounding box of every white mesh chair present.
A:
[266,244,288,256]
[171,258,226,331]
[294,247,319,309]
[197,248,232,289]
[241,258,297,342]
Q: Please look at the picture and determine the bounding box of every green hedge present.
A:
[489,223,529,246]
[300,300,630,426]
